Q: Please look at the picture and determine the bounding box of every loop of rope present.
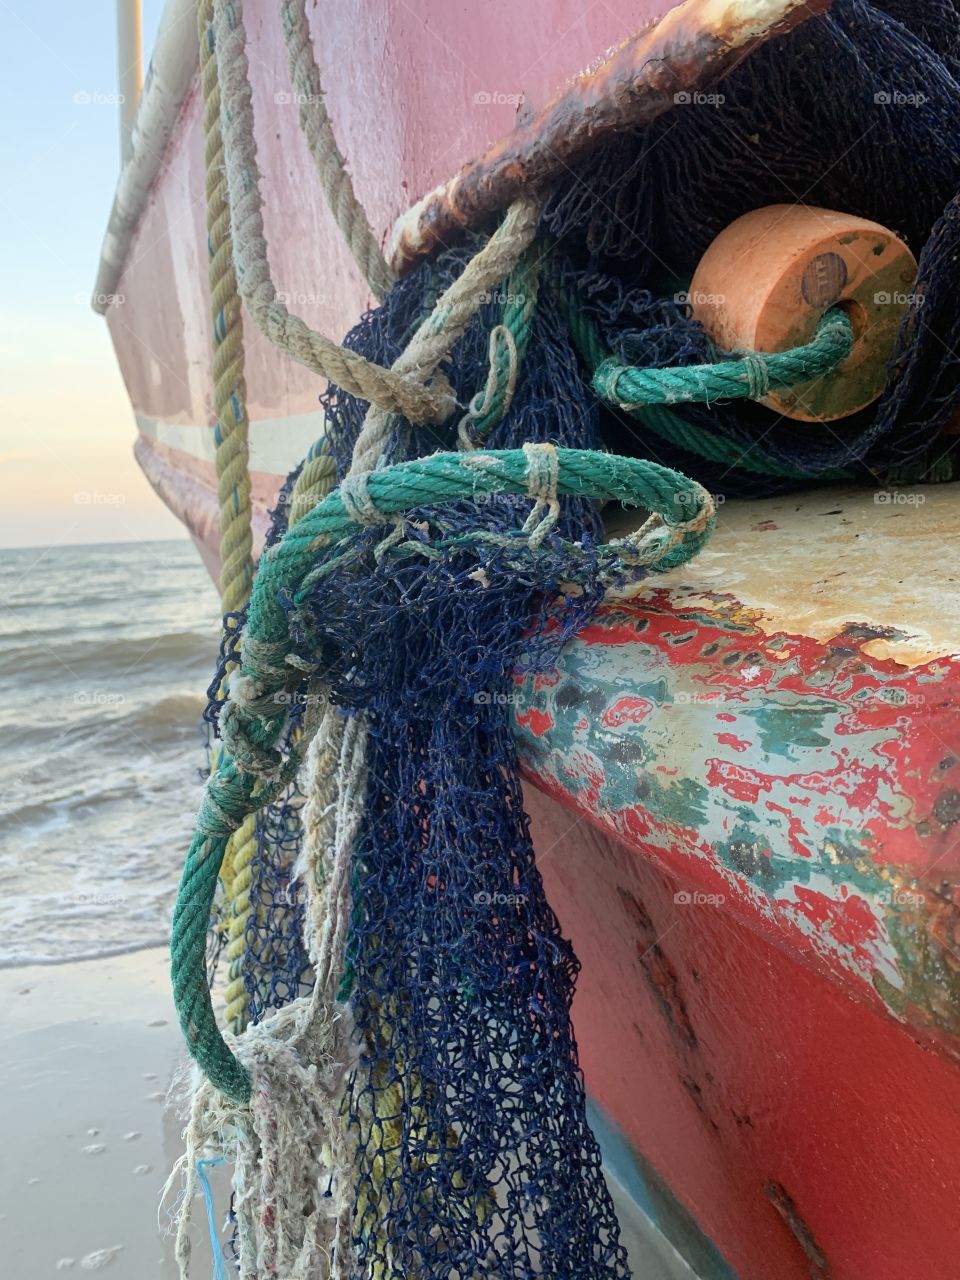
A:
[458,324,518,450]
[521,441,561,546]
[553,276,855,480]
[211,0,454,424]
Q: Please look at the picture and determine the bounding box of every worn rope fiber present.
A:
[211,0,454,424]
[279,0,393,300]
[198,0,257,1036]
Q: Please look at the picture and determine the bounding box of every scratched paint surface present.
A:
[515,589,960,1049]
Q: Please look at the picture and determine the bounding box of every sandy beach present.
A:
[0,948,210,1279]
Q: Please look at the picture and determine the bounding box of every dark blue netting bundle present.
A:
[544,0,960,491]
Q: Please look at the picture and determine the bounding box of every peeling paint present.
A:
[516,588,960,1049]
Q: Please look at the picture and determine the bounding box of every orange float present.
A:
[688,204,919,422]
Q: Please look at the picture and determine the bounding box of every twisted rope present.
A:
[171,445,714,1104]
[288,436,339,527]
[556,282,855,480]
[347,196,542,475]
[593,308,854,408]
[199,0,257,1037]
[212,0,456,425]
[279,0,393,300]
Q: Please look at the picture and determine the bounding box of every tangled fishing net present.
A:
[176,1,960,1275]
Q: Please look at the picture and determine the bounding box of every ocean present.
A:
[0,539,220,967]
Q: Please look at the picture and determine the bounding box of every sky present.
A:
[0,0,182,548]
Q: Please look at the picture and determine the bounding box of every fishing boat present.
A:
[95,1,960,1276]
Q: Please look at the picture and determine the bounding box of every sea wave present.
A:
[0,539,219,968]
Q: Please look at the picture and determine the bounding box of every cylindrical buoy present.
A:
[687,204,919,422]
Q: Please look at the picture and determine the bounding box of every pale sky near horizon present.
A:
[0,1,184,549]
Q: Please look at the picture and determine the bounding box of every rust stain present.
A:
[618,888,699,1052]
[388,0,829,273]
[765,1182,832,1279]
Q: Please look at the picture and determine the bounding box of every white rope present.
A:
[279,0,394,300]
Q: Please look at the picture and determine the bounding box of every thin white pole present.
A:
[116,0,143,164]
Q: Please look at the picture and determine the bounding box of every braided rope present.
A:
[171,445,714,1103]
[212,0,455,425]
[199,0,257,1037]
[279,0,393,300]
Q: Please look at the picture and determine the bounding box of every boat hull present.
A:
[98,2,960,1275]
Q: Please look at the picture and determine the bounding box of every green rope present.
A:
[555,283,854,481]
[593,309,853,408]
[460,246,540,445]
[171,446,714,1103]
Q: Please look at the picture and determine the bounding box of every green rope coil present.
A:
[171,445,715,1103]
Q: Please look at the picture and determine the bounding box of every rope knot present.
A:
[740,351,771,401]
[592,357,624,405]
[521,441,560,547]
[339,471,391,527]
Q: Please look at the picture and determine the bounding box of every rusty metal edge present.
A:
[387,0,832,275]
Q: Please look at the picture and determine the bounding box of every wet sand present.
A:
[0,948,206,1279]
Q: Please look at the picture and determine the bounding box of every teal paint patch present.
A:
[741,702,834,758]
